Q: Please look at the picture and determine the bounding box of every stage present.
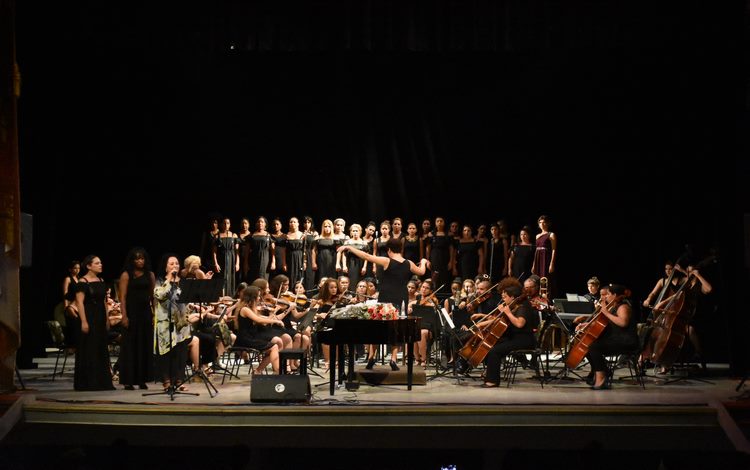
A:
[2,353,749,469]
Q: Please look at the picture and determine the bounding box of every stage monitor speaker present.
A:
[250,374,311,404]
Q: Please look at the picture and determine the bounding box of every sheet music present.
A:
[439,308,455,329]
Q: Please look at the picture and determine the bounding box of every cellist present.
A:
[580,284,639,390]
[478,279,538,388]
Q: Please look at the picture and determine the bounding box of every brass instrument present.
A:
[539,276,548,299]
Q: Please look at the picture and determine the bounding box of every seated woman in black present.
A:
[474,279,538,388]
[582,283,639,390]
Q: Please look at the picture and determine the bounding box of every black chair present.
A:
[220,346,263,384]
[46,320,72,380]
[502,347,546,388]
[607,350,646,389]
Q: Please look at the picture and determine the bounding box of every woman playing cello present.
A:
[476,278,538,388]
[580,284,639,390]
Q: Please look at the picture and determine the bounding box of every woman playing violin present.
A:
[269,275,311,361]
[581,284,638,390]
[249,278,294,353]
[408,279,439,367]
[477,279,537,388]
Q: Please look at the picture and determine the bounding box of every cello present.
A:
[564,295,621,369]
[458,293,527,369]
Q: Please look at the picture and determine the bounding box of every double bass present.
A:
[564,296,620,369]
[647,275,691,368]
[458,293,527,369]
[645,256,714,369]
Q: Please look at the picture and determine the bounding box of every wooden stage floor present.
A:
[3,354,749,469]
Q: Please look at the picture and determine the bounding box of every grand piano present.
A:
[316,317,420,396]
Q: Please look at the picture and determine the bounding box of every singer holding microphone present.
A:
[154,254,196,392]
[337,238,429,370]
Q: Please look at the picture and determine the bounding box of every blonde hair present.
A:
[184,255,201,273]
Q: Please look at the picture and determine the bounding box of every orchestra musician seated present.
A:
[475,278,538,388]
[408,279,439,368]
[579,284,639,390]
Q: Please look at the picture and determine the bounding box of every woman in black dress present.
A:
[282,217,306,288]
[73,255,115,391]
[247,216,274,282]
[233,285,283,374]
[312,219,336,283]
[455,224,485,281]
[302,216,319,292]
[508,226,535,283]
[341,223,369,288]
[212,217,239,296]
[117,247,156,390]
[402,223,421,265]
[425,217,455,290]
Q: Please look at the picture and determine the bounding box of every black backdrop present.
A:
[14,1,746,370]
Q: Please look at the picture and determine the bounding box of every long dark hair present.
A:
[122,246,152,277]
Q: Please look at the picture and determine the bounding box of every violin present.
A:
[281,292,310,310]
[419,292,439,306]
[463,282,499,309]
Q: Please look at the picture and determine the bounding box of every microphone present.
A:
[171,270,178,280]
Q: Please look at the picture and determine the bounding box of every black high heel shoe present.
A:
[366,358,376,370]
[389,360,400,371]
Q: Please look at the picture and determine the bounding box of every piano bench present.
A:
[280,348,308,376]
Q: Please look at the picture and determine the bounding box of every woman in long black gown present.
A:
[117,247,156,390]
[312,219,336,283]
[425,217,455,290]
[73,255,115,391]
[283,217,306,288]
[247,216,273,282]
[508,226,535,283]
[302,216,319,292]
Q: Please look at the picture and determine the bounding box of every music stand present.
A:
[434,305,482,384]
[182,278,224,397]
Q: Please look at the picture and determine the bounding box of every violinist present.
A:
[466,279,497,319]
[581,284,639,390]
[443,278,464,317]
[353,280,371,304]
[583,276,601,304]
[269,275,311,362]
[523,275,550,313]
[408,279,439,368]
[313,278,340,369]
[249,278,294,352]
[479,279,538,388]
[336,276,352,305]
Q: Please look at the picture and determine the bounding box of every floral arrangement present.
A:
[328,302,400,321]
